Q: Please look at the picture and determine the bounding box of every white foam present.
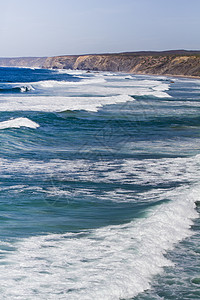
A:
[34,77,106,89]
[29,73,171,99]
[0,185,198,299]
[54,78,170,98]
[0,153,199,298]
[1,154,200,202]
[152,83,169,91]
[0,117,39,129]
[0,153,200,183]
[55,69,89,75]
[20,86,28,92]
[120,154,200,185]
[1,83,34,92]
[19,85,35,92]
[0,94,133,112]
[0,73,172,114]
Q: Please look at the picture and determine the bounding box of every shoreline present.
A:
[1,64,200,80]
[130,71,200,80]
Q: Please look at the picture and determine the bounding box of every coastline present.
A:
[1,50,200,80]
[1,65,200,81]
[41,51,200,79]
[130,71,200,80]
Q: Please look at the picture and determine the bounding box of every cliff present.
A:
[42,56,78,69]
[42,51,200,77]
[1,51,200,77]
[0,57,46,68]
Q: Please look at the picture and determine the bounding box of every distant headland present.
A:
[1,50,200,78]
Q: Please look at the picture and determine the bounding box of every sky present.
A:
[1,0,200,57]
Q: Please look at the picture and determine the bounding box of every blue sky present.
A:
[1,0,200,57]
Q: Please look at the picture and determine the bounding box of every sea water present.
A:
[0,67,199,299]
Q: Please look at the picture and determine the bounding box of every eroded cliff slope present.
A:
[42,51,200,77]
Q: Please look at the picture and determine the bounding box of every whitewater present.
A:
[0,66,199,299]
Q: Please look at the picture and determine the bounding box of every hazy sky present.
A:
[1,0,200,57]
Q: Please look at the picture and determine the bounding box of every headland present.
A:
[1,50,200,78]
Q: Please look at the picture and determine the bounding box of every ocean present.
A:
[0,66,199,299]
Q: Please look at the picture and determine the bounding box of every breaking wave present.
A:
[0,184,198,299]
[0,117,39,129]
[0,94,134,112]
[0,85,34,93]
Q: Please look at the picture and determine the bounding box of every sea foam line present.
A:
[34,77,106,88]
[0,94,133,112]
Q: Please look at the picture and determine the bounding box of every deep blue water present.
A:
[0,67,199,299]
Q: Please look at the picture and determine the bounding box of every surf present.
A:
[0,185,198,299]
[0,67,199,299]
[0,117,39,129]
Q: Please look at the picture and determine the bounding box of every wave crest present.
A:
[0,117,39,129]
[0,85,34,93]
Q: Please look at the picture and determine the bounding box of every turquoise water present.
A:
[0,67,199,299]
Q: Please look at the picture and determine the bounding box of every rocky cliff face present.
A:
[42,56,78,69]
[129,55,200,77]
[42,52,200,77]
[1,51,200,77]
